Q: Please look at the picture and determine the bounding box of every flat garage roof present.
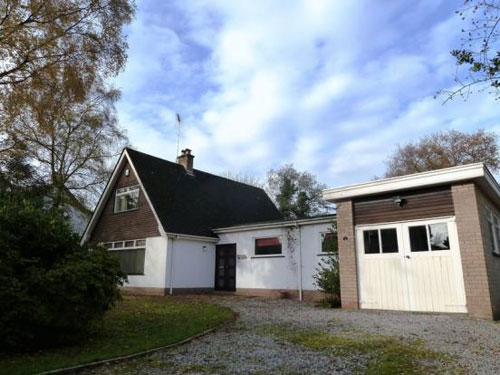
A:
[323,163,500,203]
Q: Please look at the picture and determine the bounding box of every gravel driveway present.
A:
[84,296,500,375]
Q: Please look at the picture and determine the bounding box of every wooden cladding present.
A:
[354,186,455,225]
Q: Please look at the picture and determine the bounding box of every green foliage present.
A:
[313,225,340,307]
[444,1,500,100]
[0,296,233,375]
[0,186,124,351]
[267,164,331,218]
[385,129,500,177]
[268,326,458,375]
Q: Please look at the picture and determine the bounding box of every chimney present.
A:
[177,148,194,174]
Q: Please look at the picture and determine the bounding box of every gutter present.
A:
[166,232,219,243]
[296,222,303,302]
[168,235,178,296]
[214,215,336,234]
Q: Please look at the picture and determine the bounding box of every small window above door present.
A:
[409,223,450,252]
[363,228,399,254]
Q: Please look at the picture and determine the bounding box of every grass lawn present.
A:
[0,296,233,375]
[266,326,461,375]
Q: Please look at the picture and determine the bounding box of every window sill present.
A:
[317,253,336,256]
[250,255,285,259]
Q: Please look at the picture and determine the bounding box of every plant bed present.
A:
[0,296,233,375]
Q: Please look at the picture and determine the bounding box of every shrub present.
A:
[313,225,341,307]
[0,187,124,351]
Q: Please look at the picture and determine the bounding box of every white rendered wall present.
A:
[123,236,167,288]
[217,222,334,291]
[299,223,333,290]
[166,237,216,289]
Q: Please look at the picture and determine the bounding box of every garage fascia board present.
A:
[322,163,498,202]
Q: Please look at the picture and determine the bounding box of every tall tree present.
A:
[385,129,499,177]
[221,171,264,189]
[2,66,127,208]
[266,164,331,218]
[0,0,135,86]
[444,0,500,100]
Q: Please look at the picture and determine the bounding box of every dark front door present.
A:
[215,244,236,291]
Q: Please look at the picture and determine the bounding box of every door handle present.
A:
[405,255,411,259]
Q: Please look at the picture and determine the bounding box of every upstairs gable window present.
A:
[114,185,140,213]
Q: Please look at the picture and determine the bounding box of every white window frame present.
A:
[114,185,140,213]
[487,209,500,256]
[102,238,146,250]
[361,226,400,256]
[252,236,284,258]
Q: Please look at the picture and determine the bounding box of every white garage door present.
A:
[356,218,467,313]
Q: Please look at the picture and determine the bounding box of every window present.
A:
[321,232,338,254]
[380,228,398,253]
[363,230,380,254]
[113,249,145,275]
[487,210,500,255]
[363,228,399,254]
[409,226,428,252]
[429,223,450,250]
[409,224,450,252]
[114,185,140,213]
[105,239,147,275]
[255,237,282,255]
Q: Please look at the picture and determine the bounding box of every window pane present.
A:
[136,239,146,247]
[409,226,428,252]
[488,219,496,251]
[127,191,139,210]
[115,186,140,212]
[363,230,380,254]
[124,240,135,247]
[255,237,282,255]
[114,242,124,248]
[381,228,398,253]
[322,232,338,253]
[429,223,450,251]
[113,249,145,275]
[494,217,500,253]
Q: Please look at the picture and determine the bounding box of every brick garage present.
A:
[324,163,500,320]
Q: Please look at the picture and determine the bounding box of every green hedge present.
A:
[0,188,124,351]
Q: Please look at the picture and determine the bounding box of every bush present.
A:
[313,226,341,307]
[0,187,124,351]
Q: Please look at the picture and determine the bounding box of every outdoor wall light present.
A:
[393,195,406,207]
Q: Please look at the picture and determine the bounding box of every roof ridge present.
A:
[125,147,268,193]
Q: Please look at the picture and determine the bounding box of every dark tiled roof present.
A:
[126,148,283,237]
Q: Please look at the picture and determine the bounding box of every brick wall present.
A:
[472,186,500,320]
[452,183,498,320]
[90,161,161,243]
[336,200,359,309]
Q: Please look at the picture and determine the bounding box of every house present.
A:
[83,147,500,320]
[323,163,500,320]
[82,148,335,300]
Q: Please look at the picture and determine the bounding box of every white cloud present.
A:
[113,0,500,189]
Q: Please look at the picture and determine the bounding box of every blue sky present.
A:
[113,0,500,188]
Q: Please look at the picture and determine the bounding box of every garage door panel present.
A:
[357,219,467,314]
[358,257,408,311]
